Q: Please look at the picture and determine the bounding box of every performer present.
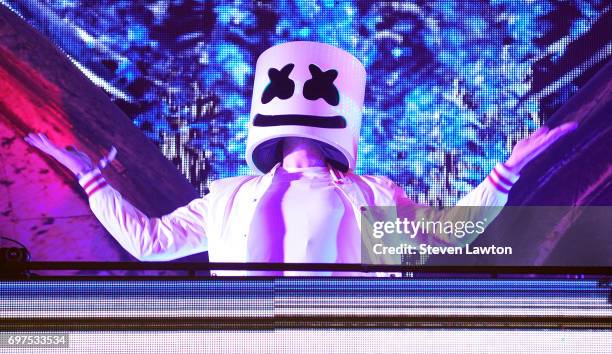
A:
[25,42,576,275]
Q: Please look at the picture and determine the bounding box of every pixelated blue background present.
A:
[2,0,610,206]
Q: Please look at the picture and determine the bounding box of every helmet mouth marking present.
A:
[253,114,346,129]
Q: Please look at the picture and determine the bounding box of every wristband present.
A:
[76,147,116,197]
[487,162,520,194]
[78,169,108,197]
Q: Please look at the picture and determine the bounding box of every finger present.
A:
[24,134,45,149]
[25,133,42,144]
[26,133,61,156]
[28,133,49,148]
[98,146,117,169]
[75,150,90,161]
[531,125,550,139]
[555,121,579,133]
[107,146,117,161]
[38,134,63,153]
[38,133,55,147]
[546,122,578,140]
[536,125,574,152]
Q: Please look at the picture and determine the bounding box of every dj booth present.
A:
[1,263,611,353]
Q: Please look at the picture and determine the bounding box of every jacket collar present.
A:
[253,162,365,223]
[265,162,348,184]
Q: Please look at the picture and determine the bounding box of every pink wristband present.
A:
[487,163,520,194]
[78,169,108,197]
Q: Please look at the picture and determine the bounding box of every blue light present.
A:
[391,47,402,58]
[3,0,607,206]
[128,24,148,42]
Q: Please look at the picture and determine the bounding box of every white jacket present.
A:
[78,162,519,275]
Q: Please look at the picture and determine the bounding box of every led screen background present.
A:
[2,0,610,207]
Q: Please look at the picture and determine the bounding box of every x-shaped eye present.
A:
[261,63,295,104]
[303,64,339,106]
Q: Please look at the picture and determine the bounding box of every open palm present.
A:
[24,133,93,176]
[505,122,578,173]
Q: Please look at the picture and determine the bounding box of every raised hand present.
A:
[24,133,94,176]
[505,122,578,174]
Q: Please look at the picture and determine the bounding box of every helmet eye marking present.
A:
[303,64,339,106]
[261,63,295,104]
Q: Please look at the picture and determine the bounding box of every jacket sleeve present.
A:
[78,169,209,261]
[393,163,520,248]
[455,162,520,207]
[433,162,520,246]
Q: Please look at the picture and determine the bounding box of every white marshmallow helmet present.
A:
[246,41,366,174]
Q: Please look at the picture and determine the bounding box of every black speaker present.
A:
[0,247,30,278]
[0,247,29,264]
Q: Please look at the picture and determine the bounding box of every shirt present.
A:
[246,165,360,276]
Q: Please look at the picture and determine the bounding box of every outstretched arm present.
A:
[25,133,209,261]
[435,122,579,246]
[459,121,579,206]
[387,122,579,252]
